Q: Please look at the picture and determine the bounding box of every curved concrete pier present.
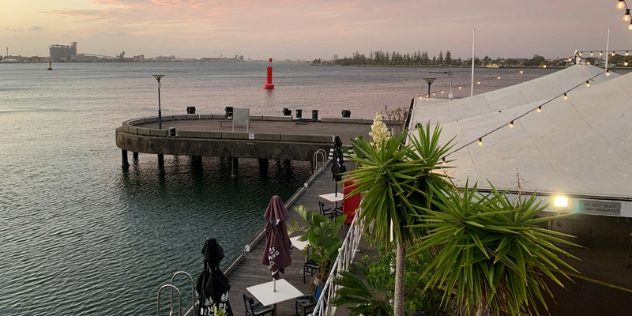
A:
[115,114,382,173]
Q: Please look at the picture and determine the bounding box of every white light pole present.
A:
[153,75,165,129]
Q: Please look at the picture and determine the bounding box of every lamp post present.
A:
[430,71,454,100]
[423,78,436,98]
[153,75,165,129]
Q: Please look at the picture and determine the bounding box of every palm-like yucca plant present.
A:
[345,122,455,316]
[331,261,393,316]
[413,182,580,316]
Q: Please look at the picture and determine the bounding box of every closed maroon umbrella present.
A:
[260,196,293,290]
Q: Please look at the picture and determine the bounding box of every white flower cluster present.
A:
[369,112,391,149]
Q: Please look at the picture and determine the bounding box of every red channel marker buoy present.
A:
[263,58,275,89]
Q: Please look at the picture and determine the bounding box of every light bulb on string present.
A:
[586,80,590,87]
[607,69,611,76]
[537,106,542,113]
[600,51,603,56]
[613,52,616,56]
[442,157,446,165]
[458,86,462,90]
[520,70,523,74]
[579,52,583,56]
[625,61,629,66]
[627,51,630,56]
[509,120,514,128]
[477,81,481,85]
[591,51,594,56]
[433,92,436,96]
[619,0,626,10]
[478,138,483,146]
[628,21,632,30]
[626,9,632,21]
[441,90,444,94]
[497,76,501,79]
[564,93,568,100]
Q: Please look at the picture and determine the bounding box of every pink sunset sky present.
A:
[1,0,631,60]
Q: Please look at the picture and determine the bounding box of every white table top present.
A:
[246,279,304,306]
[290,236,309,251]
[319,193,344,202]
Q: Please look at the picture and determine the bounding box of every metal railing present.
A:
[310,207,364,316]
[313,149,327,170]
[157,284,182,316]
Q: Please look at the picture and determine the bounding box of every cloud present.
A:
[93,32,129,37]
[7,28,24,32]
[45,9,107,18]
[28,26,44,31]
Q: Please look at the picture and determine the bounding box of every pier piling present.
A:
[231,157,238,178]
[158,154,165,174]
[133,152,138,160]
[121,150,129,168]
[258,159,269,173]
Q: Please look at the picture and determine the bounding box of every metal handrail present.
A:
[313,149,327,170]
[158,284,182,316]
[171,271,196,315]
[310,207,365,316]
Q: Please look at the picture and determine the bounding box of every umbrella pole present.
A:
[273,278,276,292]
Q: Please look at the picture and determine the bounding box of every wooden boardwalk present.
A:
[225,165,376,316]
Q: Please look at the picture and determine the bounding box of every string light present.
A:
[626,9,631,21]
[627,51,630,56]
[586,80,590,87]
[441,90,444,94]
[564,93,568,100]
[619,0,626,9]
[520,70,523,74]
[591,51,594,56]
[477,81,481,85]
[625,61,629,66]
[606,69,611,76]
[613,52,616,56]
[600,51,603,56]
[497,76,501,79]
[439,71,605,162]
[442,157,446,165]
[628,21,632,30]
[458,86,462,90]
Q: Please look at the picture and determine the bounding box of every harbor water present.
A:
[0,62,555,315]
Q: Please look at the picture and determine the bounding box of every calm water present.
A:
[0,62,554,315]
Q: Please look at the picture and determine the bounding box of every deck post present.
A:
[121,150,129,168]
[158,154,165,174]
[133,152,138,160]
[231,157,238,178]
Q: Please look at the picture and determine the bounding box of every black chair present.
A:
[295,278,324,316]
[303,258,320,283]
[243,293,274,316]
[319,201,341,221]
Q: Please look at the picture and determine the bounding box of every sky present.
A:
[1,0,631,60]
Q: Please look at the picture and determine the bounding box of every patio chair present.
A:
[319,201,341,221]
[303,258,320,283]
[243,293,274,316]
[295,278,324,316]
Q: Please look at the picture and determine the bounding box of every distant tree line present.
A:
[312,51,602,68]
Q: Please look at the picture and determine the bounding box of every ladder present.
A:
[157,271,197,316]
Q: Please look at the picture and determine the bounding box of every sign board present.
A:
[249,133,254,140]
[579,200,622,216]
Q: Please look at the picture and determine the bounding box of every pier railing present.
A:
[310,207,364,316]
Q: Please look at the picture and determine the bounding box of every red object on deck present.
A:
[343,179,361,224]
[264,58,275,89]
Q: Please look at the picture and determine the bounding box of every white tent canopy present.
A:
[409,65,632,216]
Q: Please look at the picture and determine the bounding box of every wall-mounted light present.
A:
[554,195,569,208]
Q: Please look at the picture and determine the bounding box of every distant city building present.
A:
[49,42,77,61]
